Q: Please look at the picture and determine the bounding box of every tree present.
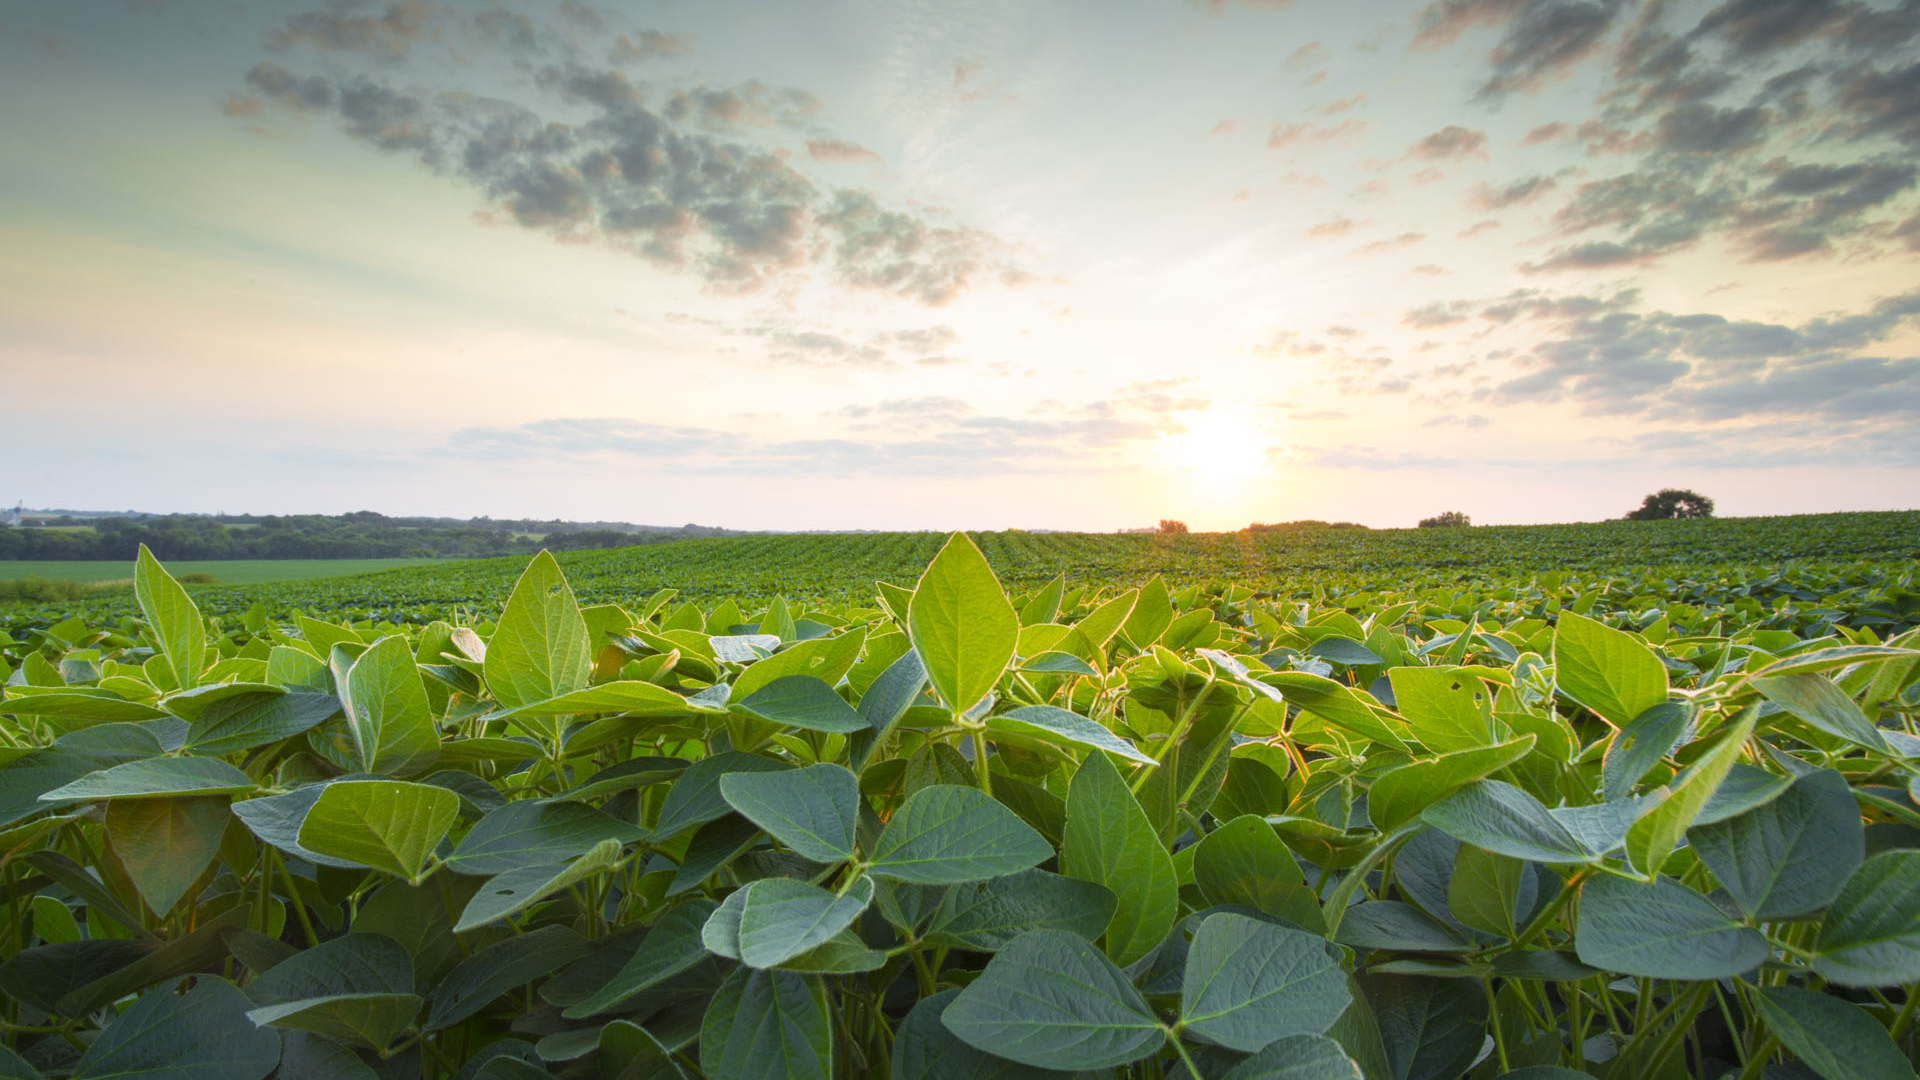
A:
[1158,519,1189,534]
[1625,488,1714,520]
[1418,511,1471,528]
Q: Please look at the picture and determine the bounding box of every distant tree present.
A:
[1626,488,1715,520]
[1418,511,1471,528]
[1158,519,1190,534]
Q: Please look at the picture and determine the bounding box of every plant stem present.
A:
[970,725,992,794]
[1484,979,1511,1074]
[1165,1029,1205,1080]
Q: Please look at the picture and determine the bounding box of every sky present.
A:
[2,0,1918,531]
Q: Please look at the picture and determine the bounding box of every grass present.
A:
[0,557,449,586]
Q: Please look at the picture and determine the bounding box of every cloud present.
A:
[1477,0,1630,98]
[1404,300,1476,328]
[1522,121,1569,144]
[1267,118,1367,149]
[610,30,694,64]
[231,51,1019,305]
[1353,231,1426,255]
[267,0,435,61]
[1485,286,1920,421]
[1472,174,1558,209]
[1406,125,1489,161]
[1316,94,1368,116]
[1285,41,1330,70]
[1307,215,1359,237]
[1420,413,1491,428]
[1459,219,1502,237]
[806,139,881,163]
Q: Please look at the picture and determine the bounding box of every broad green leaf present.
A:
[701,885,751,960]
[1575,874,1768,979]
[427,925,589,1030]
[0,689,168,722]
[1193,814,1324,932]
[1753,672,1891,753]
[652,752,790,840]
[183,691,339,755]
[335,634,439,776]
[1816,850,1920,986]
[893,989,1067,1080]
[1447,845,1525,938]
[667,814,762,897]
[700,968,832,1080]
[454,838,623,931]
[553,757,687,802]
[1019,575,1066,628]
[730,628,868,701]
[1334,902,1474,953]
[941,929,1165,1070]
[296,779,459,883]
[1601,702,1690,801]
[1420,781,1594,864]
[1310,636,1384,666]
[925,868,1116,951]
[1690,768,1862,919]
[41,757,254,802]
[231,780,367,869]
[1750,986,1915,1080]
[870,784,1051,884]
[1357,973,1487,1080]
[1388,667,1495,753]
[1074,590,1138,653]
[1180,912,1350,1051]
[105,795,228,916]
[1552,610,1667,727]
[1062,751,1178,965]
[484,551,592,711]
[1121,576,1172,648]
[565,899,717,1018]
[778,931,886,973]
[1218,1034,1364,1080]
[598,1019,687,1080]
[730,676,867,733]
[135,544,207,693]
[244,934,412,1007]
[0,1045,39,1080]
[483,680,691,721]
[1260,672,1410,751]
[1367,736,1534,833]
[908,533,1018,714]
[736,876,875,968]
[447,799,641,876]
[988,705,1154,764]
[73,976,278,1080]
[1623,708,1756,879]
[719,763,859,863]
[246,994,424,1052]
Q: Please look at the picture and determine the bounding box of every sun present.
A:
[1155,405,1278,483]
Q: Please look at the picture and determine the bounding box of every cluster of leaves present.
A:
[1626,491,1716,522]
[0,535,1918,1079]
[1419,513,1472,530]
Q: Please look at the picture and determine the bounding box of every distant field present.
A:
[0,557,448,585]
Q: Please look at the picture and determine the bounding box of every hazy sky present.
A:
[4,0,1918,530]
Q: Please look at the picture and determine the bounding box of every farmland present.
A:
[0,513,1916,1079]
[0,557,450,586]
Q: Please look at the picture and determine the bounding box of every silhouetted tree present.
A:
[1158,519,1190,534]
[1418,511,1471,528]
[1625,489,1715,520]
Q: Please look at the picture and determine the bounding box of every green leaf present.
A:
[454,838,624,932]
[1602,702,1690,801]
[1623,708,1756,879]
[1552,610,1667,727]
[1062,751,1178,966]
[427,924,589,1030]
[1575,874,1769,979]
[1261,672,1410,751]
[1689,768,1862,919]
[1218,1034,1364,1080]
[719,763,859,863]
[565,899,718,1018]
[599,1019,687,1080]
[1334,902,1474,954]
[1019,576,1066,628]
[1816,850,1920,986]
[40,757,255,802]
[135,544,207,693]
[73,976,279,1080]
[337,634,439,776]
[483,680,692,721]
[1358,973,1488,1080]
[1420,781,1594,864]
[1180,912,1351,1051]
[700,968,832,1080]
[246,993,424,1052]
[447,799,641,876]
[925,868,1116,951]
[1193,815,1324,933]
[736,876,875,968]
[1447,845,1525,939]
[0,689,168,722]
[0,1045,40,1080]
[941,929,1165,1070]
[231,780,367,869]
[1121,576,1173,648]
[553,757,687,802]
[652,752,790,840]
[1310,637,1385,667]
[988,705,1154,764]
[295,779,459,883]
[1753,672,1891,753]
[105,795,228,916]
[730,676,867,733]
[183,691,340,755]
[1387,667,1495,753]
[908,533,1018,713]
[484,550,592,712]
[893,990,1068,1080]
[870,784,1051,884]
[1750,986,1916,1080]
[1367,737,1534,834]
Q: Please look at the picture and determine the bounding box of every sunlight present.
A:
[1155,405,1278,484]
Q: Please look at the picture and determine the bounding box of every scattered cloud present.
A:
[1354,231,1426,255]
[1406,124,1489,161]
[806,138,881,163]
[1471,174,1558,210]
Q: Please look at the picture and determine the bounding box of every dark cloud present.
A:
[1649,102,1771,154]
[1412,0,1530,47]
[1522,121,1570,144]
[1485,287,1920,421]
[1472,174,1558,209]
[1833,60,1920,151]
[267,0,435,61]
[1477,0,1630,99]
[232,51,1018,305]
[1406,125,1489,160]
[610,30,694,64]
[1692,0,1846,58]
